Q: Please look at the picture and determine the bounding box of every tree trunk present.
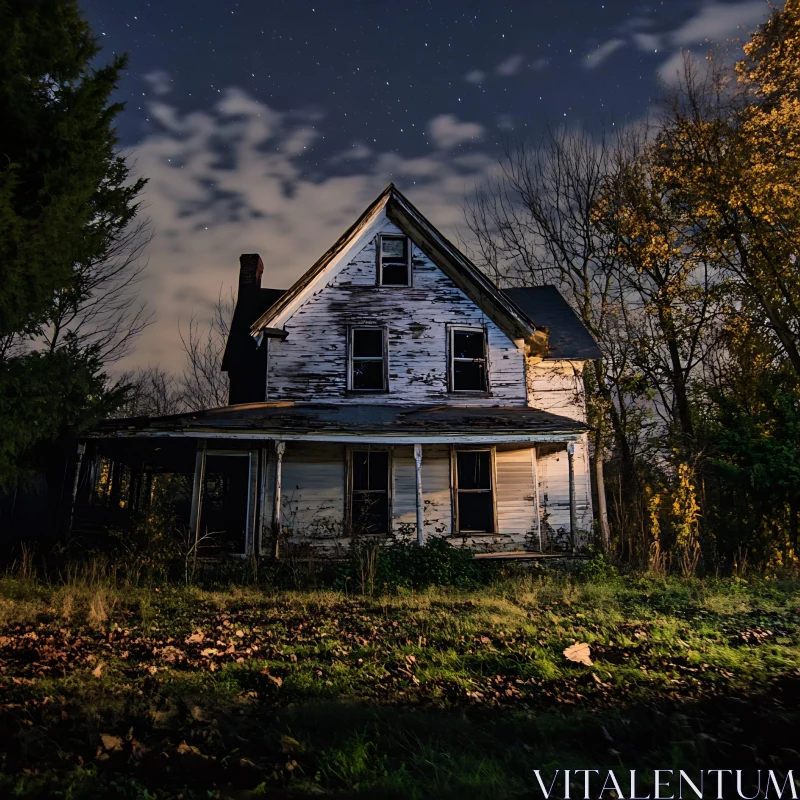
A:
[594,428,611,551]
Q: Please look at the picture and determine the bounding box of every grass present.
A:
[0,570,799,798]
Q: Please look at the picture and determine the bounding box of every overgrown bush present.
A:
[336,537,496,593]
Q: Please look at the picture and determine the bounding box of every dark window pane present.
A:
[352,451,388,491]
[381,236,407,259]
[457,451,491,490]
[352,451,369,490]
[382,261,409,285]
[353,359,384,390]
[353,329,383,358]
[368,451,388,489]
[352,492,389,533]
[453,331,485,359]
[453,359,486,391]
[457,492,494,532]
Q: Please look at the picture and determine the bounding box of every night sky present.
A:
[79,0,776,372]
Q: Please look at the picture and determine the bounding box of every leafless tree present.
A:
[42,218,154,363]
[115,365,185,418]
[464,126,641,548]
[178,290,234,410]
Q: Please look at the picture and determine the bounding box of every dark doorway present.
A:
[199,454,251,554]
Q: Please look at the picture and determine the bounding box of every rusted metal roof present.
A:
[97,402,587,437]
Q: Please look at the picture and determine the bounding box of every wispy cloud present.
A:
[464,69,486,84]
[121,91,496,372]
[495,54,526,77]
[143,70,173,96]
[583,38,626,69]
[427,114,485,149]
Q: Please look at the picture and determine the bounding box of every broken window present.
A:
[454,450,494,533]
[350,327,386,391]
[450,328,487,391]
[378,235,411,286]
[349,449,390,534]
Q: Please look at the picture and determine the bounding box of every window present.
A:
[349,328,386,391]
[454,450,495,533]
[349,450,390,534]
[450,328,487,392]
[378,235,411,286]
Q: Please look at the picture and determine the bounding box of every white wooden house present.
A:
[76,185,601,557]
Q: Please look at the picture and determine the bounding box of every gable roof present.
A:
[504,286,603,360]
[249,183,549,355]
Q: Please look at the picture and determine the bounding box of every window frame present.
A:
[448,325,490,394]
[345,446,394,535]
[376,234,413,287]
[451,446,498,534]
[347,325,389,393]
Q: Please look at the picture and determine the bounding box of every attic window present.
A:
[378,235,411,286]
[450,327,488,392]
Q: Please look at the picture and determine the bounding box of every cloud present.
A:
[143,70,173,96]
[464,69,486,83]
[495,53,525,77]
[670,0,768,46]
[118,92,497,372]
[583,38,626,69]
[427,114,485,149]
[530,57,550,71]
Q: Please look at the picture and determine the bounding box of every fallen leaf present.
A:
[92,663,103,678]
[563,642,593,666]
[100,734,123,752]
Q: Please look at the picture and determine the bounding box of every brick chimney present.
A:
[238,253,264,291]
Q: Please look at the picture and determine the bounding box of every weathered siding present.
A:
[536,435,592,550]
[262,442,347,550]
[526,359,587,422]
[495,446,537,537]
[266,214,527,405]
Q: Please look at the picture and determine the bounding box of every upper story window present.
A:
[349,327,387,391]
[378,234,411,286]
[449,327,488,392]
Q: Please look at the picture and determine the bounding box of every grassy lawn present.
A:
[0,570,799,798]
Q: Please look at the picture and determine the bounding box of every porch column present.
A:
[272,440,286,559]
[65,442,86,540]
[567,441,577,554]
[413,443,424,546]
[189,440,207,558]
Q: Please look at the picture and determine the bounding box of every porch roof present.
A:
[95,402,587,444]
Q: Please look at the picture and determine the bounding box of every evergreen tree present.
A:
[0,0,145,485]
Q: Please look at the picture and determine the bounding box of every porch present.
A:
[73,402,592,557]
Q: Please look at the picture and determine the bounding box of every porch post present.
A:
[272,440,286,559]
[413,443,424,546]
[65,441,86,540]
[189,440,207,559]
[568,441,577,555]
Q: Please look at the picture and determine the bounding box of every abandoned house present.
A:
[68,184,602,557]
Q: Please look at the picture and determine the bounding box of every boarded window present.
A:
[350,450,390,534]
[450,328,487,391]
[378,235,411,286]
[350,328,386,391]
[455,450,494,533]
[198,454,250,555]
